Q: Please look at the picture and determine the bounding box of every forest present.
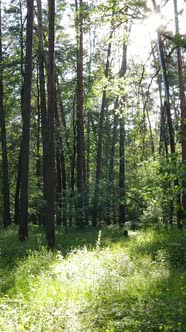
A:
[0,0,186,331]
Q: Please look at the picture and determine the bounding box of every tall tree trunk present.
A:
[109,103,118,183]
[46,0,55,247]
[56,147,62,225]
[174,0,186,223]
[158,75,169,156]
[75,0,86,227]
[36,0,48,226]
[92,19,113,227]
[152,0,181,226]
[35,65,42,225]
[19,0,33,240]
[69,97,76,227]
[0,0,11,227]
[55,93,67,227]
[14,0,24,225]
[56,79,68,226]
[119,30,128,226]
[107,104,119,225]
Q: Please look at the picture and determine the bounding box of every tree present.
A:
[75,0,86,227]
[118,31,128,225]
[173,0,186,222]
[45,0,55,247]
[36,0,48,225]
[92,8,114,227]
[19,0,34,240]
[152,0,181,226]
[0,0,11,227]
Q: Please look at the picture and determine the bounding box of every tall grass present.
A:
[0,225,186,331]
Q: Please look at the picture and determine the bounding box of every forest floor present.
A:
[0,225,186,331]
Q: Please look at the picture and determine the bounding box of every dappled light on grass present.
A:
[0,227,186,331]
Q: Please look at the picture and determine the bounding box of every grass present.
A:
[0,225,186,331]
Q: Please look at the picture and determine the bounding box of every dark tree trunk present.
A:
[158,76,169,156]
[109,104,118,183]
[61,147,67,227]
[14,152,21,225]
[75,0,86,227]
[107,104,119,225]
[56,79,68,226]
[69,98,76,227]
[92,20,113,227]
[174,0,186,223]
[46,0,55,247]
[152,0,181,226]
[14,0,24,225]
[85,111,90,221]
[56,147,62,225]
[119,32,127,226]
[55,91,67,227]
[19,0,34,240]
[36,0,48,226]
[0,1,11,227]
[35,65,42,225]
[119,115,126,225]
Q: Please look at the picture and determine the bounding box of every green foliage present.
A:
[174,33,186,48]
[0,227,186,331]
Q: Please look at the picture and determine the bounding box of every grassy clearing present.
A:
[0,225,186,331]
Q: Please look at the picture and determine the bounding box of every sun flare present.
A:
[144,13,162,33]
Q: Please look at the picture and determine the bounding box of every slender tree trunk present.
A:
[75,0,86,227]
[55,92,67,227]
[119,31,128,226]
[152,0,181,226]
[0,1,11,227]
[46,0,55,247]
[61,147,67,227]
[141,88,155,157]
[14,153,21,225]
[157,34,175,154]
[107,104,119,225]
[158,76,169,156]
[69,98,76,227]
[19,0,33,240]
[36,0,48,226]
[14,0,24,225]
[55,89,62,226]
[34,65,42,225]
[174,0,186,224]
[109,104,118,183]
[56,148,62,225]
[92,20,113,227]
[85,111,90,220]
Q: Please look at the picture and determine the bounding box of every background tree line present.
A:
[0,0,186,246]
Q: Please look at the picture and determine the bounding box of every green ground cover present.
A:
[0,225,186,331]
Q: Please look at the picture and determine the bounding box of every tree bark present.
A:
[55,92,67,227]
[14,0,24,225]
[92,17,113,227]
[36,0,48,226]
[19,0,33,240]
[152,0,181,226]
[0,0,11,227]
[75,0,86,227]
[119,27,128,226]
[46,0,55,247]
[173,0,186,223]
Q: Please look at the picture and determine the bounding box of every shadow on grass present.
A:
[88,269,186,331]
[129,227,186,270]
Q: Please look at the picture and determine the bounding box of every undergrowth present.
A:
[0,225,186,331]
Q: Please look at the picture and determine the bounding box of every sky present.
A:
[1,0,186,66]
[129,0,186,60]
